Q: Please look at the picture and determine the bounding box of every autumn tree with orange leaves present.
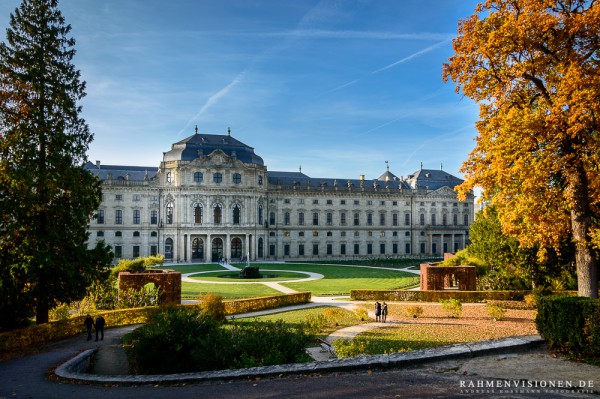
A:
[443,0,599,297]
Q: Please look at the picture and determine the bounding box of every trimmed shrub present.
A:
[351,289,577,303]
[487,304,506,321]
[536,295,600,359]
[405,305,424,318]
[198,292,226,322]
[440,299,462,318]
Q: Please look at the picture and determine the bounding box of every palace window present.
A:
[166,202,174,224]
[213,204,222,224]
[340,212,347,226]
[258,205,263,225]
[269,212,275,226]
[284,212,290,225]
[326,212,333,225]
[194,204,203,224]
[298,212,305,225]
[367,213,373,226]
[232,204,241,224]
[353,213,360,226]
[150,210,158,224]
[133,231,140,237]
[379,213,386,226]
[392,213,398,226]
[133,209,140,224]
[96,209,104,224]
[213,173,222,184]
[194,172,203,182]
[233,173,241,184]
[115,210,123,225]
[405,213,410,226]
[312,212,319,226]
[166,172,173,184]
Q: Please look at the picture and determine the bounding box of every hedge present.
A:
[536,295,600,358]
[350,289,532,302]
[0,292,311,356]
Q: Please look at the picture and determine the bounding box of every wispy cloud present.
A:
[263,30,454,41]
[373,40,450,73]
[177,71,246,137]
[323,39,450,96]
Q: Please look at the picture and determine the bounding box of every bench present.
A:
[318,339,336,358]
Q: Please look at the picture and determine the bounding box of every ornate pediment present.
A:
[429,186,457,197]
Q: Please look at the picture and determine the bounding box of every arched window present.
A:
[194,204,203,224]
[232,204,241,224]
[420,213,425,225]
[192,238,204,259]
[166,172,173,184]
[258,237,264,257]
[214,204,222,224]
[165,238,173,260]
[166,201,174,224]
[231,237,242,259]
[464,214,469,226]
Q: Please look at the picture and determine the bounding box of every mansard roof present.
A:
[84,162,158,181]
[267,171,413,190]
[163,133,264,166]
[405,168,463,190]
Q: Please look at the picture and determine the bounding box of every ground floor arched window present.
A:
[192,238,204,259]
[258,237,264,257]
[165,237,173,260]
[231,237,242,259]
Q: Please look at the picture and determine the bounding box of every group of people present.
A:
[374,301,388,322]
[83,314,106,341]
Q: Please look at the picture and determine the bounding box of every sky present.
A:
[0,0,481,181]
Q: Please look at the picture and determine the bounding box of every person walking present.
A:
[381,301,388,323]
[95,314,106,341]
[374,301,382,322]
[84,314,94,341]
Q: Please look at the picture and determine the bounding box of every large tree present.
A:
[443,0,599,297]
[0,0,111,329]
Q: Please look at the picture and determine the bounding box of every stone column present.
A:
[206,233,211,262]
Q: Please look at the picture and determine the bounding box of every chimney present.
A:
[360,175,365,181]
[95,160,101,167]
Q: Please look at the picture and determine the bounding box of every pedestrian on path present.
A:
[381,301,388,323]
[84,314,94,341]
[374,301,382,322]
[95,314,106,341]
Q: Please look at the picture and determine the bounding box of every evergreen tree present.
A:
[0,0,112,329]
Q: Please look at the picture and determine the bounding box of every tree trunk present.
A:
[36,301,49,325]
[568,164,599,298]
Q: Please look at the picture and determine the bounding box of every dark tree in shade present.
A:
[0,0,112,329]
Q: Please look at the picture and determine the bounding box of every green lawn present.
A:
[169,262,419,298]
[181,281,282,299]
[258,263,418,295]
[232,306,368,338]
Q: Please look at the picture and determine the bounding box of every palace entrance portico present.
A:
[178,233,255,262]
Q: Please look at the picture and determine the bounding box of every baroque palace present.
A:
[85,130,474,263]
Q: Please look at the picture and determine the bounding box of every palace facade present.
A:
[85,131,474,263]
